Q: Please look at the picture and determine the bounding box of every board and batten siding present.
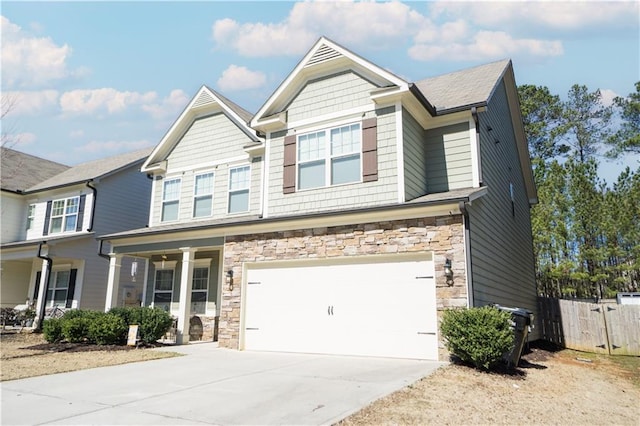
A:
[402,108,428,201]
[151,113,261,225]
[267,106,398,217]
[286,71,377,123]
[466,80,538,337]
[424,122,473,193]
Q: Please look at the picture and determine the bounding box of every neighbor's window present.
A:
[297,123,361,189]
[153,268,174,312]
[193,172,214,218]
[228,166,250,213]
[26,204,36,230]
[191,266,209,315]
[161,178,181,222]
[49,197,79,234]
[46,270,69,307]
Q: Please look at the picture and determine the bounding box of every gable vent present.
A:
[305,44,342,67]
[193,90,215,108]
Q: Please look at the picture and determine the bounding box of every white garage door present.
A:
[243,258,438,360]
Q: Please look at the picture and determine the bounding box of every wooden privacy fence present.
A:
[538,297,640,356]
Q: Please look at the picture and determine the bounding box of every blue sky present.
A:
[2,1,638,183]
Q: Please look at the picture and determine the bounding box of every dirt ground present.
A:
[0,331,179,381]
[1,333,638,425]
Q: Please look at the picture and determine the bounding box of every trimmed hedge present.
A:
[440,306,514,370]
[41,307,173,346]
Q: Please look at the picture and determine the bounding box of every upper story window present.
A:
[228,165,250,213]
[297,123,361,190]
[161,178,181,222]
[193,172,214,218]
[26,204,36,230]
[50,197,79,234]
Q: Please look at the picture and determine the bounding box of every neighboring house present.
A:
[0,148,153,328]
[101,37,538,360]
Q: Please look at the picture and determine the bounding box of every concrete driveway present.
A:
[1,343,443,425]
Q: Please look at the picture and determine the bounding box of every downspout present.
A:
[459,201,475,308]
[98,240,111,261]
[36,242,52,332]
[471,107,483,186]
[85,180,97,232]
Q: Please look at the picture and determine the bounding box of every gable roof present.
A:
[142,86,260,172]
[1,148,70,193]
[26,148,152,193]
[412,59,511,114]
[252,37,408,128]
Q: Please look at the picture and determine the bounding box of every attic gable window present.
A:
[297,123,361,190]
[161,178,181,222]
[49,197,79,234]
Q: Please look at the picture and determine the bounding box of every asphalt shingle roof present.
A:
[1,148,70,192]
[413,59,511,113]
[27,148,153,192]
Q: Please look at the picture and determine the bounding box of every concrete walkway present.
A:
[1,343,444,425]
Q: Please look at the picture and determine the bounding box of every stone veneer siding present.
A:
[219,215,467,360]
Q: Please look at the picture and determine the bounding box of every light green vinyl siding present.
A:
[403,108,427,200]
[465,80,538,337]
[424,123,473,193]
[287,71,377,123]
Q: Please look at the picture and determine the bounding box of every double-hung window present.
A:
[46,270,70,307]
[191,266,209,314]
[193,172,214,218]
[26,204,36,230]
[161,178,181,222]
[298,123,361,189]
[153,263,175,312]
[49,197,79,234]
[228,166,250,213]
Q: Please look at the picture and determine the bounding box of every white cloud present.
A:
[141,89,189,121]
[1,16,82,89]
[217,65,267,92]
[599,89,619,107]
[69,129,84,138]
[2,90,59,115]
[14,132,37,146]
[76,139,154,154]
[211,1,425,56]
[59,88,157,115]
[410,30,563,61]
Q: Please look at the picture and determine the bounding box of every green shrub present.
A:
[42,318,64,343]
[440,306,514,370]
[88,313,128,345]
[62,316,91,343]
[108,306,173,344]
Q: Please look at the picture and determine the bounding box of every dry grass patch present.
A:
[0,331,180,382]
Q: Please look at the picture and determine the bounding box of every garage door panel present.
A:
[244,259,437,359]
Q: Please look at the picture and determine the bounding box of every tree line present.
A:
[519,82,639,300]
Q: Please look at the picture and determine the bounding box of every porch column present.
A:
[33,258,50,330]
[176,247,195,344]
[104,253,123,311]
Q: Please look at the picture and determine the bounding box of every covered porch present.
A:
[104,237,224,344]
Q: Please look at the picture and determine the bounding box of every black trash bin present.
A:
[492,304,534,367]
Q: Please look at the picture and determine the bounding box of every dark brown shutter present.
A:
[43,201,52,236]
[362,118,378,182]
[283,135,297,194]
[65,269,77,308]
[76,194,86,232]
[33,271,42,301]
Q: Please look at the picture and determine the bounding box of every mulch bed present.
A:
[24,341,170,353]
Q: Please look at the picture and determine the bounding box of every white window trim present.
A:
[192,171,215,218]
[49,196,80,234]
[26,203,36,230]
[47,269,71,308]
[191,259,211,315]
[152,261,176,311]
[227,164,251,214]
[161,177,181,222]
[296,122,362,191]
